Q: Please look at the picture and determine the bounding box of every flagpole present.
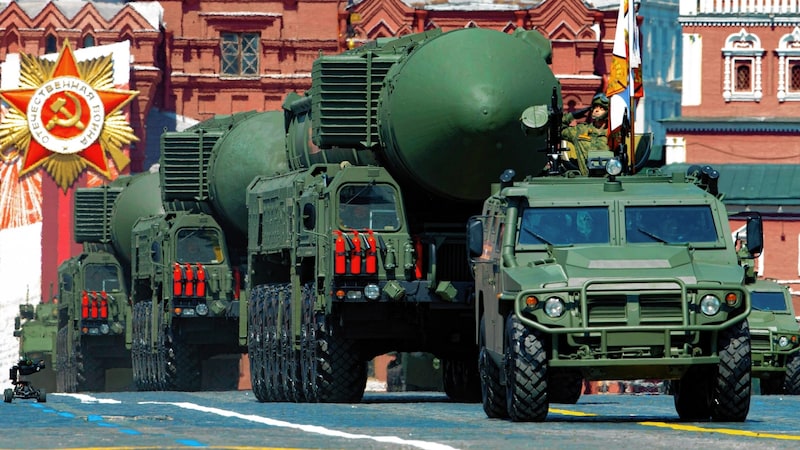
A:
[628,0,636,174]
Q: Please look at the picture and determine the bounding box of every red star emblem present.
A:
[0,40,138,186]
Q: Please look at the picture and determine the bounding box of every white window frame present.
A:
[722,28,763,102]
[777,27,800,102]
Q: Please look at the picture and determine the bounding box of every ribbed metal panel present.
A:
[160,130,223,202]
[74,186,121,243]
[311,52,400,149]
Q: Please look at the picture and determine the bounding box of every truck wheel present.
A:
[504,314,548,422]
[784,352,800,395]
[548,368,582,404]
[442,358,481,403]
[316,314,367,403]
[279,284,301,402]
[479,317,507,418]
[248,285,268,401]
[299,284,320,402]
[672,366,712,420]
[56,325,75,393]
[712,319,751,422]
[77,338,105,392]
[36,389,46,403]
[266,287,284,401]
[169,328,202,391]
[3,388,12,403]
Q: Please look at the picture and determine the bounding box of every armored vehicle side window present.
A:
[519,207,609,245]
[626,205,717,244]
[339,184,400,231]
[84,264,121,292]
[177,228,224,264]
[751,291,789,312]
[61,273,73,292]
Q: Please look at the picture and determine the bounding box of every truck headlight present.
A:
[700,294,721,316]
[606,158,623,176]
[99,324,110,335]
[544,297,565,318]
[778,336,790,348]
[364,284,380,300]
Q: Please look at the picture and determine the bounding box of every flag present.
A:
[606,0,643,140]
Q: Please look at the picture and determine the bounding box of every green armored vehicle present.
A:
[56,172,163,392]
[748,280,800,395]
[13,302,58,393]
[469,164,763,422]
[245,26,559,402]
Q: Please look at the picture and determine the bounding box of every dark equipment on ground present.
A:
[4,357,47,403]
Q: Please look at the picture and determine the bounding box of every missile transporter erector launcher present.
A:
[56,172,163,392]
[245,27,560,402]
[469,166,764,422]
[129,110,287,390]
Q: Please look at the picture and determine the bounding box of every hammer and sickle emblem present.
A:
[46,92,85,131]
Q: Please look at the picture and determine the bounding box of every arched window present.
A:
[45,34,57,53]
[83,35,95,48]
[722,29,763,102]
[776,27,800,102]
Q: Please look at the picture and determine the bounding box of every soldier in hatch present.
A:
[561,93,610,176]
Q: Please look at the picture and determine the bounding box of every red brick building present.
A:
[666,1,800,311]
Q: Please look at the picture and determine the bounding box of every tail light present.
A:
[350,230,362,274]
[233,266,241,300]
[414,236,424,280]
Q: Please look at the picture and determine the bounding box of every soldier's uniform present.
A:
[561,94,609,176]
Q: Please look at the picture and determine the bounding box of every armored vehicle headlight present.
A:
[778,336,790,348]
[700,294,721,316]
[195,303,209,316]
[364,284,380,300]
[606,158,623,176]
[99,324,110,335]
[544,297,565,318]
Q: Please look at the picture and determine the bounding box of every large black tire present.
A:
[266,286,285,401]
[278,284,301,401]
[504,314,548,422]
[77,337,105,392]
[248,285,268,401]
[442,357,481,403]
[548,368,583,404]
[672,366,712,421]
[299,284,322,401]
[37,389,46,403]
[4,388,12,403]
[131,301,152,391]
[711,320,751,422]
[316,314,366,403]
[478,317,507,418]
[166,324,202,391]
[56,325,76,393]
[783,352,800,395]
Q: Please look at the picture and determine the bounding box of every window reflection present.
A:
[177,228,224,263]
[84,264,121,292]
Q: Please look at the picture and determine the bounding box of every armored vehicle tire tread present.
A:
[672,366,712,421]
[548,368,583,404]
[317,316,367,403]
[78,339,106,392]
[784,352,800,395]
[442,358,481,403]
[248,285,269,401]
[712,320,751,422]
[504,314,548,422]
[37,389,46,403]
[3,388,12,403]
[170,329,202,392]
[479,347,507,418]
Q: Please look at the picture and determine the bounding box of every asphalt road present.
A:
[1,390,799,449]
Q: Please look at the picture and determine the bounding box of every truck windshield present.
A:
[176,228,223,264]
[339,184,400,231]
[519,207,609,245]
[626,205,718,244]
[84,264,121,292]
[750,291,788,312]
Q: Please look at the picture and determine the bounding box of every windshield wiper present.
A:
[522,227,553,246]
[637,227,670,244]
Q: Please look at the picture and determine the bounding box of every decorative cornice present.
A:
[680,16,800,27]
[661,117,800,133]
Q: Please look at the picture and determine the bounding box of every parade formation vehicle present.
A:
[469,160,763,421]
[13,302,57,393]
[55,172,163,392]
[747,279,800,395]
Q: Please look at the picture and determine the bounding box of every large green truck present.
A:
[55,172,163,392]
[747,279,800,395]
[128,111,286,390]
[469,164,763,422]
[244,26,559,402]
[13,302,58,393]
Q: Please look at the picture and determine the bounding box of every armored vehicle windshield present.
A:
[84,264,122,292]
[176,228,223,264]
[338,183,400,231]
[625,205,718,244]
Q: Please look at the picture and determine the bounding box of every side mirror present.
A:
[746,214,763,256]
[467,218,484,259]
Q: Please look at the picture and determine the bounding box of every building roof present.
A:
[0,1,163,29]
[663,164,800,214]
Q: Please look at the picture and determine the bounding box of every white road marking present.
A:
[54,393,122,404]
[140,401,460,450]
